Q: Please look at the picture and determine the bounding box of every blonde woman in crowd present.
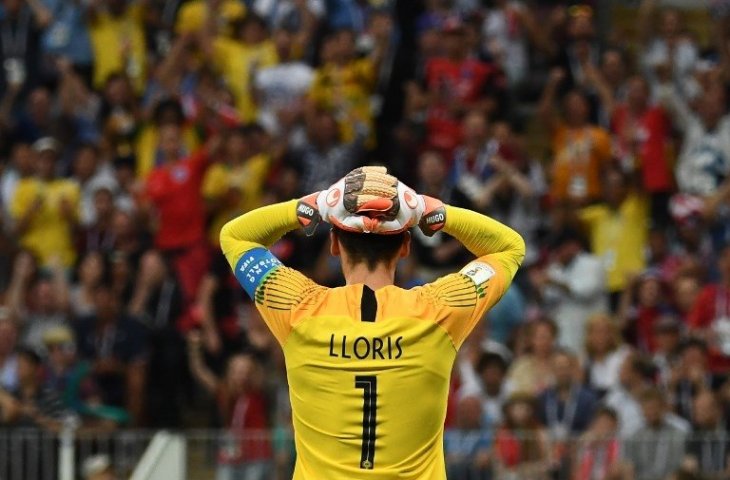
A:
[583,314,631,398]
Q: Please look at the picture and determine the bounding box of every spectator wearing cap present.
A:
[668,339,727,423]
[530,228,607,353]
[42,325,127,427]
[9,137,80,268]
[419,15,503,155]
[75,279,148,426]
[623,387,687,480]
[688,243,730,373]
[0,345,65,429]
[0,310,19,392]
[88,0,147,92]
[584,313,631,398]
[684,391,730,479]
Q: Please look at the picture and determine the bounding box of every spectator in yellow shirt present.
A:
[580,168,649,308]
[10,138,80,269]
[307,19,391,147]
[205,13,278,122]
[89,0,147,93]
[203,126,270,246]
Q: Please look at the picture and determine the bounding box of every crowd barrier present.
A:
[0,426,725,479]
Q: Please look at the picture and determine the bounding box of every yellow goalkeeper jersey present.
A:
[221,200,524,480]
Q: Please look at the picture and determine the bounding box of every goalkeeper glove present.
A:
[297,166,428,235]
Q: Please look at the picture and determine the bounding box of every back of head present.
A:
[334,228,407,271]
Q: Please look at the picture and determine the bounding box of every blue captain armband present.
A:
[234,248,283,298]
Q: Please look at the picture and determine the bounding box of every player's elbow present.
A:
[511,233,527,268]
[219,219,235,250]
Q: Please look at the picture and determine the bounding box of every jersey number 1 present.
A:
[355,375,377,469]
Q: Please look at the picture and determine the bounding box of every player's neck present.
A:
[344,264,396,291]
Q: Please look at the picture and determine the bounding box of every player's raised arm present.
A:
[417,199,526,349]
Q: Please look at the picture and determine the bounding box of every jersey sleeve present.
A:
[416,205,525,349]
[220,200,324,344]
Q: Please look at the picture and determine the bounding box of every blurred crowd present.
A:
[0,0,730,478]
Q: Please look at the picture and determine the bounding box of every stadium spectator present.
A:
[580,167,650,306]
[688,244,730,368]
[459,351,510,426]
[506,318,557,396]
[444,395,492,480]
[42,326,127,427]
[530,228,607,353]
[75,279,148,425]
[583,313,631,398]
[617,270,673,352]
[10,137,80,269]
[684,390,730,478]
[493,393,551,479]
[187,331,272,480]
[623,387,687,480]
[572,407,623,480]
[0,311,19,391]
[0,346,65,429]
[537,349,598,476]
[667,338,726,423]
[88,0,147,92]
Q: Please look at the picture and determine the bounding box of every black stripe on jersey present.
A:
[355,375,377,469]
[361,286,377,322]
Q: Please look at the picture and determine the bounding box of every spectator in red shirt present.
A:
[688,243,730,373]
[187,331,272,479]
[143,125,218,302]
[610,75,674,227]
[423,16,503,155]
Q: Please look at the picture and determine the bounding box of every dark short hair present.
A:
[333,228,406,271]
[593,406,618,424]
[17,346,42,365]
[477,352,508,374]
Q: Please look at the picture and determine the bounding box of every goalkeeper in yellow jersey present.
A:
[220,167,525,480]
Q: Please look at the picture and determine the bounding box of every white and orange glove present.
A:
[296,167,446,236]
